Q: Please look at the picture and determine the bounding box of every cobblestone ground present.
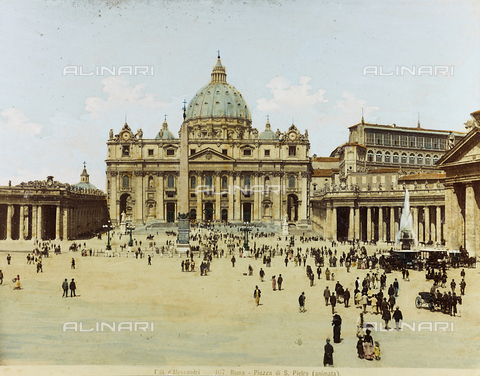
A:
[0,232,479,369]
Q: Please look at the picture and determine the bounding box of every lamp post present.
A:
[102,221,114,250]
[240,222,253,252]
[126,222,135,247]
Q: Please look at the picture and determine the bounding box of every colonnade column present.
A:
[348,207,354,240]
[63,207,69,240]
[19,206,25,240]
[412,207,418,243]
[378,207,383,242]
[465,183,476,256]
[325,204,331,239]
[424,206,430,243]
[354,207,360,241]
[196,173,203,222]
[253,173,260,221]
[300,172,308,222]
[234,173,241,221]
[55,205,61,240]
[37,205,43,240]
[6,205,13,240]
[332,206,337,241]
[390,207,395,242]
[366,207,372,242]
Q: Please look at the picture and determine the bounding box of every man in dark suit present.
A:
[323,338,334,366]
[70,278,76,298]
[62,279,69,298]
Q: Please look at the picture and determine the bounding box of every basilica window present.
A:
[107,180,111,190]
[384,152,391,163]
[190,149,196,156]
[123,175,130,188]
[205,175,213,187]
[244,175,251,188]
[376,151,382,163]
[190,176,196,189]
[289,146,296,156]
[222,149,228,155]
[243,149,252,156]
[409,154,415,164]
[122,146,130,156]
[401,153,407,164]
[167,149,175,156]
[148,149,154,156]
[393,153,399,163]
[264,149,270,157]
[222,176,228,189]
[417,154,423,165]
[425,154,431,165]
[289,175,295,188]
[367,150,374,162]
[167,175,175,189]
[148,176,154,188]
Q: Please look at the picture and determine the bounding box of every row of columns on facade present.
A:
[4,204,104,241]
[325,205,444,243]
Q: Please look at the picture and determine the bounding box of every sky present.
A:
[0,0,479,189]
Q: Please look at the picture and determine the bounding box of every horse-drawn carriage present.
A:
[415,292,438,311]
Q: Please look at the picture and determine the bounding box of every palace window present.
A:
[417,137,424,149]
[401,153,407,164]
[393,152,399,163]
[432,138,439,149]
[417,154,423,165]
[439,139,446,150]
[401,135,408,147]
[433,155,439,165]
[289,175,295,188]
[367,150,374,162]
[384,134,391,146]
[167,175,174,189]
[123,175,130,188]
[366,132,375,145]
[393,134,400,146]
[190,176,196,189]
[409,153,415,164]
[384,152,391,163]
[425,138,432,149]
[409,136,416,148]
[375,133,383,145]
[289,146,296,156]
[376,151,383,163]
[425,154,431,165]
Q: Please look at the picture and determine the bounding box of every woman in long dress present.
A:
[363,329,374,360]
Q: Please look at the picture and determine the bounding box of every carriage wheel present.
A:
[415,296,423,308]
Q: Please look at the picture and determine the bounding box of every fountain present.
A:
[395,189,417,250]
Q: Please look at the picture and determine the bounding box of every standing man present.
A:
[344,288,350,308]
[393,306,403,331]
[330,292,337,314]
[450,279,456,294]
[460,278,466,295]
[254,285,261,306]
[317,266,322,279]
[323,338,334,367]
[71,258,76,269]
[299,292,306,313]
[393,278,399,297]
[6,254,11,265]
[272,276,277,291]
[277,274,283,291]
[259,268,265,282]
[231,255,236,267]
[148,255,151,265]
[62,279,69,298]
[70,278,76,298]
[0,270,4,284]
[324,286,331,306]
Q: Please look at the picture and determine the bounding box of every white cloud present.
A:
[85,76,169,118]
[256,76,328,113]
[331,91,379,127]
[0,107,43,135]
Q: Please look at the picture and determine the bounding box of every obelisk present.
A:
[177,102,190,254]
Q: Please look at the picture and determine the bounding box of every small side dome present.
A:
[155,120,175,140]
[72,166,97,191]
[259,119,279,140]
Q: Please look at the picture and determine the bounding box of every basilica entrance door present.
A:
[204,202,214,221]
[166,203,175,223]
[243,203,252,223]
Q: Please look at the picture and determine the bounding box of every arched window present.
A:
[425,154,431,165]
[409,153,415,165]
[393,152,399,164]
[384,152,391,163]
[123,175,130,188]
[244,175,251,188]
[367,150,374,162]
[417,154,423,165]
[433,155,439,165]
[168,175,174,189]
[148,176,154,188]
[401,153,407,164]
[190,176,196,189]
[289,175,295,188]
[376,151,383,163]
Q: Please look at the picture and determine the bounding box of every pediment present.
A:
[189,148,234,162]
[437,128,480,166]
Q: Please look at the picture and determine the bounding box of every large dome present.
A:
[185,57,251,122]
